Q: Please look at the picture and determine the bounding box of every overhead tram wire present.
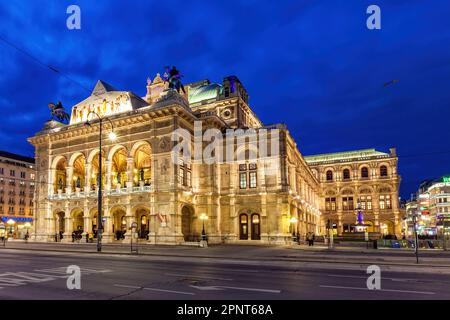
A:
[0,34,97,96]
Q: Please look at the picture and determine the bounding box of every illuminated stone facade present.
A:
[304,149,402,238]
[28,76,322,245]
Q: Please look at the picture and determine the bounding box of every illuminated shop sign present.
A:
[443,176,450,183]
[0,216,33,222]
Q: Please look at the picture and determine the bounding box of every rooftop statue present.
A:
[163,66,186,94]
[48,101,70,123]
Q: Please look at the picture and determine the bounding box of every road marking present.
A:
[143,287,195,295]
[114,284,141,289]
[190,285,281,294]
[326,274,434,283]
[190,285,224,291]
[165,273,233,281]
[319,285,435,295]
[114,284,195,296]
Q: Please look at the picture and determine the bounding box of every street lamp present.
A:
[6,219,15,238]
[85,111,116,252]
[411,209,420,264]
[199,213,208,241]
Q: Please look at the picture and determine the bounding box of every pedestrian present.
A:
[85,232,89,243]
[307,232,313,246]
[89,232,94,243]
[311,233,315,246]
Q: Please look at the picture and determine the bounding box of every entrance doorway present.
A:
[251,214,261,240]
[239,214,248,240]
[181,206,195,241]
[239,213,261,240]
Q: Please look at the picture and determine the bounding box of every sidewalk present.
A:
[3,241,450,269]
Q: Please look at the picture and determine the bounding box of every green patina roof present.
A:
[304,149,390,164]
[188,83,220,104]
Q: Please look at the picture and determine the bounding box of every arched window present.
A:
[343,169,350,180]
[326,170,333,181]
[361,167,369,178]
[380,165,388,177]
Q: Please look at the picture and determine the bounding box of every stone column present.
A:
[83,202,90,236]
[126,157,134,188]
[85,163,91,192]
[124,204,134,242]
[105,161,112,191]
[102,201,112,243]
[66,166,73,194]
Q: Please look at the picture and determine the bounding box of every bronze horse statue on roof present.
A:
[48,101,70,123]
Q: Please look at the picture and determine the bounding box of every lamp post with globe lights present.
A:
[85,111,117,252]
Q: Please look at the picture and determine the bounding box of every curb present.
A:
[4,245,450,269]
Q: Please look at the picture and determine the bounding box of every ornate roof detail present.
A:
[188,83,221,104]
[151,89,191,112]
[304,149,390,165]
[153,73,163,84]
[92,80,118,96]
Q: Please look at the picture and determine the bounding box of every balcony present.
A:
[48,184,154,200]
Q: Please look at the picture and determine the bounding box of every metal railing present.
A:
[48,184,153,200]
[377,239,450,250]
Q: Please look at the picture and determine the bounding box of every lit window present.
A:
[239,173,247,189]
[249,172,257,188]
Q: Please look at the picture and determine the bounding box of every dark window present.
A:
[380,165,388,177]
[361,167,369,178]
[343,169,350,180]
[326,170,333,181]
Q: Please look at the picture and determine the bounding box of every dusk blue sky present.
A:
[1,0,449,198]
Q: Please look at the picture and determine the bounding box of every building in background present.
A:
[304,149,402,239]
[0,151,35,239]
[405,176,450,239]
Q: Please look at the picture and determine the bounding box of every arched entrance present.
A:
[54,211,65,241]
[72,210,84,233]
[133,142,152,186]
[181,206,195,241]
[72,155,86,192]
[136,208,150,239]
[53,158,67,193]
[112,209,127,240]
[110,147,127,188]
[239,212,261,240]
[380,220,394,237]
[239,214,248,240]
[251,214,261,240]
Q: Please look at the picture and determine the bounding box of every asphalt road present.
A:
[0,248,449,300]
